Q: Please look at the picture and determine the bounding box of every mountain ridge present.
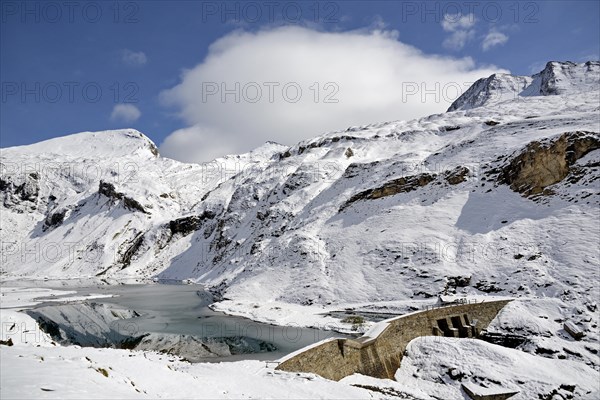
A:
[448,60,600,111]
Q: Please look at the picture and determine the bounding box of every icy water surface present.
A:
[32,283,340,362]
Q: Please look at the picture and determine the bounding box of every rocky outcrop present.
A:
[169,210,217,237]
[169,215,202,236]
[43,209,67,231]
[342,161,381,179]
[340,173,435,210]
[498,131,600,196]
[98,181,147,213]
[0,172,40,211]
[340,165,473,210]
[119,232,145,268]
[148,142,159,157]
[444,166,470,185]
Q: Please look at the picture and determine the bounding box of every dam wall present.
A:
[276,299,511,380]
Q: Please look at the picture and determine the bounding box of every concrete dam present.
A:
[276,299,511,381]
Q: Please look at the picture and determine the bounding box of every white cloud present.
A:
[121,49,147,66]
[110,104,141,123]
[441,14,476,51]
[482,29,509,51]
[159,26,506,163]
[443,29,476,51]
[441,14,476,32]
[159,125,236,163]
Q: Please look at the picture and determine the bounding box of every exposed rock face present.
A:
[444,166,470,185]
[445,276,472,293]
[148,142,160,157]
[16,173,40,202]
[170,215,202,236]
[340,165,472,211]
[0,172,40,211]
[342,161,381,179]
[499,131,600,196]
[43,209,67,231]
[119,232,144,268]
[341,173,435,210]
[169,210,217,237]
[98,181,147,213]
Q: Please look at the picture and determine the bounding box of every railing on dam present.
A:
[276,298,512,381]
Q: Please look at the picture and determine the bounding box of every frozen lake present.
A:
[30,283,342,362]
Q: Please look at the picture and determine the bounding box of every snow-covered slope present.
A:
[0,130,286,278]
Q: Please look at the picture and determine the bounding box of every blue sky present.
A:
[1,0,598,161]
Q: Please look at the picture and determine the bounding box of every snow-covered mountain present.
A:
[1,61,599,311]
[0,130,286,279]
[2,61,600,384]
[0,62,600,296]
[448,61,600,110]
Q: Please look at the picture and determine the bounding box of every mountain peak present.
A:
[2,129,160,159]
[448,61,600,112]
[535,60,600,96]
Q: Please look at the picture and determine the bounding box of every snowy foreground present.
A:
[1,286,599,399]
[1,287,371,399]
